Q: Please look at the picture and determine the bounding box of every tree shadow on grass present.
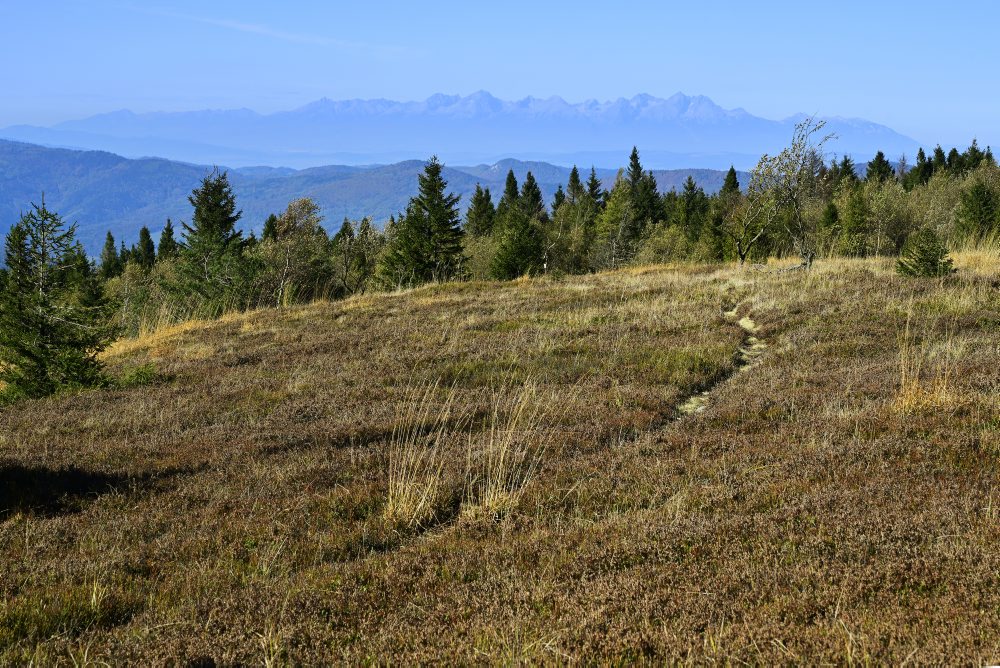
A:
[0,462,195,520]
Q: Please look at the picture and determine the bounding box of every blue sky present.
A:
[1,1,997,147]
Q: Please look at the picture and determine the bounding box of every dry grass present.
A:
[2,258,1000,663]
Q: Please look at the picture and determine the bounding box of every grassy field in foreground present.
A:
[1,255,999,663]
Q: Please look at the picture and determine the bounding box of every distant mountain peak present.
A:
[1,91,922,170]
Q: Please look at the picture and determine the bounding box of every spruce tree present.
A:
[490,212,543,280]
[158,219,179,260]
[465,184,496,236]
[680,176,708,241]
[378,157,464,286]
[99,231,122,280]
[721,166,740,198]
[494,170,520,233]
[932,145,947,172]
[586,167,604,208]
[0,201,114,399]
[837,156,859,186]
[866,151,895,183]
[262,213,279,242]
[551,185,566,213]
[135,226,156,269]
[567,166,584,204]
[626,147,660,228]
[897,228,955,277]
[956,180,999,241]
[519,171,547,222]
[177,169,247,309]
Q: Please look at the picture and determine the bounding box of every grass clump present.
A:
[462,382,546,523]
[384,382,460,529]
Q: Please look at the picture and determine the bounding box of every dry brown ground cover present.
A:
[1,255,998,664]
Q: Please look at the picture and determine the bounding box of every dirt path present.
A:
[677,307,767,416]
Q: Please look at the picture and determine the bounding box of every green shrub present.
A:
[896,228,955,277]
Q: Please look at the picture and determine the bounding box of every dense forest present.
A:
[1,119,997,399]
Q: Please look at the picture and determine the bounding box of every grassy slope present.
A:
[1,255,999,663]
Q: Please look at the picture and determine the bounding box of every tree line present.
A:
[1,119,997,399]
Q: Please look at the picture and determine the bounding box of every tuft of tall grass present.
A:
[462,382,547,523]
[893,308,964,414]
[383,382,461,529]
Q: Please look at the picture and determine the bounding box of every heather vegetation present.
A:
[4,122,994,368]
[1,120,999,662]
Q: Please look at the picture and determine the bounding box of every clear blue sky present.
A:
[1,1,996,147]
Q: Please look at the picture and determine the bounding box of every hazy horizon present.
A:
[3,2,1000,148]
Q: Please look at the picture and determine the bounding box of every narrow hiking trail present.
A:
[677,306,768,416]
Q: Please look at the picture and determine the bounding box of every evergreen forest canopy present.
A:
[1,119,998,400]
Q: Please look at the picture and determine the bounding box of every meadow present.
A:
[1,251,998,664]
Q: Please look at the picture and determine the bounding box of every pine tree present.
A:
[99,231,122,279]
[377,157,464,286]
[158,219,179,260]
[0,201,114,399]
[135,226,156,269]
[465,184,496,236]
[262,213,279,242]
[866,151,895,183]
[567,166,584,204]
[897,228,954,277]
[551,185,566,213]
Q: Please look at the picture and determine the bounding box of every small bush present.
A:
[896,228,955,277]
[114,362,160,389]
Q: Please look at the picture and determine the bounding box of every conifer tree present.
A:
[465,184,496,236]
[932,145,947,172]
[494,170,520,233]
[177,169,247,309]
[158,219,179,260]
[586,167,604,208]
[490,212,543,280]
[721,166,740,198]
[567,166,585,203]
[956,180,999,241]
[99,231,122,279]
[680,176,709,241]
[551,185,566,213]
[519,171,547,222]
[377,157,464,286]
[0,201,114,399]
[837,156,859,186]
[135,226,156,269]
[897,228,954,277]
[262,213,279,242]
[626,147,660,228]
[946,148,963,174]
[865,151,895,183]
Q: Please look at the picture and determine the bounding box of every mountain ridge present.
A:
[0,92,921,170]
[0,139,749,254]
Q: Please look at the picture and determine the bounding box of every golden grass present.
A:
[3,259,1000,663]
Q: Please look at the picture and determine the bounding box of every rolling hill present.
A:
[0,140,747,253]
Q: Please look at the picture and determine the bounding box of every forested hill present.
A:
[0,140,746,253]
